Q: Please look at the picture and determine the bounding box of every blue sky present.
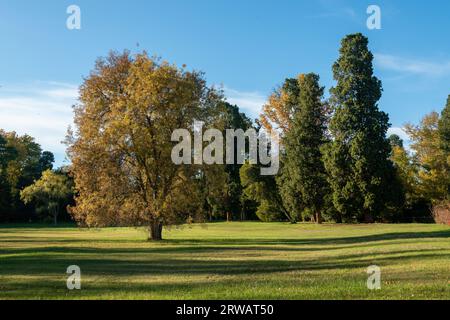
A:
[0,0,449,166]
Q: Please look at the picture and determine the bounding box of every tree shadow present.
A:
[1,228,449,298]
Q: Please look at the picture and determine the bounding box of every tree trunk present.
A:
[336,214,342,224]
[53,207,58,226]
[149,221,163,241]
[282,208,296,224]
[316,212,322,224]
[226,212,231,222]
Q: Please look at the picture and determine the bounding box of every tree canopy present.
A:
[68,51,222,240]
[322,33,402,222]
[0,130,55,222]
[20,170,73,225]
[278,73,329,224]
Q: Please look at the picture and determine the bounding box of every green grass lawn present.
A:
[0,222,449,300]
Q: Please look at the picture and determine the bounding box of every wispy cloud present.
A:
[223,86,266,119]
[43,87,79,99]
[374,53,450,77]
[0,82,78,164]
[0,82,267,165]
[387,127,411,150]
[307,0,358,20]
[308,7,356,19]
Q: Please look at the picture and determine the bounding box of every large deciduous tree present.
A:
[278,73,329,224]
[68,51,221,240]
[389,141,418,206]
[323,33,401,222]
[406,106,450,203]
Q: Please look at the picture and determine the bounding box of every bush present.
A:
[432,203,450,225]
[256,200,283,222]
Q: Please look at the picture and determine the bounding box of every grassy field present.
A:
[0,222,449,300]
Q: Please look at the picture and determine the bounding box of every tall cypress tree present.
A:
[323,33,398,222]
[438,95,450,197]
[438,95,450,153]
[278,73,329,223]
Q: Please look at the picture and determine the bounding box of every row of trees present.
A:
[242,34,403,224]
[244,35,450,225]
[67,33,450,240]
[3,33,448,237]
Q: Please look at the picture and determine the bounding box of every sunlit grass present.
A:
[0,222,449,299]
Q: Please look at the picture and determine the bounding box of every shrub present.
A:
[432,203,450,225]
[256,200,283,222]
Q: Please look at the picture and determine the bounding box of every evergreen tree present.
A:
[202,102,253,221]
[438,95,450,153]
[437,94,450,197]
[278,73,329,224]
[388,134,404,149]
[323,33,401,222]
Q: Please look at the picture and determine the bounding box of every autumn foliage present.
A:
[67,51,221,240]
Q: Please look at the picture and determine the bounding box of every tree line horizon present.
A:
[1,33,449,240]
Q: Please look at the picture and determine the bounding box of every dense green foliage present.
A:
[201,102,254,221]
[20,170,73,225]
[0,130,56,222]
[278,74,329,224]
[438,95,450,198]
[322,33,403,223]
[388,134,404,148]
[240,162,291,222]
[438,96,450,153]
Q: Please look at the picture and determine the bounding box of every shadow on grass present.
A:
[167,230,450,245]
[0,223,77,230]
[1,229,449,245]
[1,229,449,299]
[1,231,449,278]
[1,249,449,276]
[1,230,449,259]
[0,275,375,300]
